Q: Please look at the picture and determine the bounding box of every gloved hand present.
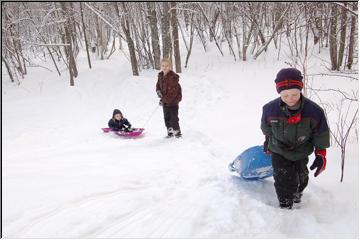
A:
[156,90,163,98]
[159,99,164,106]
[310,149,327,177]
[122,125,132,132]
[126,126,133,132]
[263,136,271,154]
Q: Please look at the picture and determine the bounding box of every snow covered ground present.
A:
[2,40,359,238]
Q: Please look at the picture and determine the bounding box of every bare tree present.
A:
[80,2,92,69]
[332,102,358,182]
[184,11,196,68]
[242,14,255,61]
[114,2,139,76]
[60,1,77,86]
[146,2,161,70]
[161,2,172,60]
[170,2,182,73]
[337,2,347,70]
[308,84,358,183]
[254,3,290,60]
[1,2,357,81]
[347,2,357,70]
[329,4,338,70]
[2,55,15,83]
[197,3,224,56]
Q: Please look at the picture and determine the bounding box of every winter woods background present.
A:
[2,2,358,80]
[2,2,359,238]
[2,1,358,179]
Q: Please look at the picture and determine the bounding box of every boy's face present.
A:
[280,89,301,107]
[161,62,171,74]
[114,113,122,121]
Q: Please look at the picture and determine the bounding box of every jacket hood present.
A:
[113,109,123,118]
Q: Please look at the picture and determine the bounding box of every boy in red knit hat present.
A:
[261,68,330,209]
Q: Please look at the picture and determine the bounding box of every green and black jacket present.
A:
[261,94,330,161]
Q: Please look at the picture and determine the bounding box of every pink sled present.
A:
[102,128,144,137]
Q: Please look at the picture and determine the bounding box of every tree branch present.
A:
[307,87,358,102]
[333,2,358,17]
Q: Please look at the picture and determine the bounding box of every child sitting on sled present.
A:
[108,109,133,132]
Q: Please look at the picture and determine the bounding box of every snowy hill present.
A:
[2,40,359,238]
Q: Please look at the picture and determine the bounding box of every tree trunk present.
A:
[60,2,75,86]
[161,2,172,61]
[80,2,92,69]
[329,4,338,70]
[198,3,224,56]
[95,15,103,59]
[337,3,347,70]
[2,55,15,82]
[242,16,255,61]
[185,14,195,68]
[254,5,289,60]
[170,2,181,73]
[210,7,220,42]
[141,18,154,69]
[8,24,25,78]
[115,2,139,76]
[220,5,236,61]
[194,17,207,52]
[347,3,357,70]
[146,2,161,70]
[340,147,345,182]
[234,26,242,61]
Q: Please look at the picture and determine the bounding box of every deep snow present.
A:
[2,39,359,238]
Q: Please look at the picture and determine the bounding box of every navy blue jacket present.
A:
[108,118,131,131]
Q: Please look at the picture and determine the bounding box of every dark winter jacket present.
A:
[108,118,132,131]
[156,70,182,106]
[261,94,330,161]
[108,109,131,131]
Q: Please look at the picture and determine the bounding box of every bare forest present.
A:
[2,2,358,83]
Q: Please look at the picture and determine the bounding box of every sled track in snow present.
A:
[7,182,149,237]
[7,128,234,237]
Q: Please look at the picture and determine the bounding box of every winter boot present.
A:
[166,128,174,138]
[174,129,182,138]
[279,198,293,209]
[293,192,303,203]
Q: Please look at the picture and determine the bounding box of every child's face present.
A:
[114,113,122,121]
[161,62,171,74]
[280,89,301,107]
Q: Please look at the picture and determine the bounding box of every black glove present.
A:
[122,125,132,132]
[310,149,327,177]
[125,127,133,132]
[263,136,271,154]
[159,99,164,106]
[156,90,163,98]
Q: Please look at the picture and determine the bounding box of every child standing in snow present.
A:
[261,68,330,209]
[108,109,132,132]
[156,59,182,138]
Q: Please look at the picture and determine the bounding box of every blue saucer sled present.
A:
[229,145,273,180]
